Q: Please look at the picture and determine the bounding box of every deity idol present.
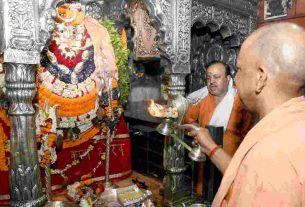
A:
[0,1,131,204]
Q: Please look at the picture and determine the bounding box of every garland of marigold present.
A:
[0,123,8,171]
[63,126,100,148]
[0,109,10,126]
[0,110,9,171]
[39,133,57,168]
[38,83,97,117]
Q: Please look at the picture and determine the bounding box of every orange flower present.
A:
[111,79,118,88]
[38,84,97,117]
[72,159,80,166]
[0,111,9,171]
[81,173,92,181]
[63,126,100,149]
[83,179,93,186]
[0,122,8,171]
[121,28,127,50]
[0,110,10,126]
[95,187,101,194]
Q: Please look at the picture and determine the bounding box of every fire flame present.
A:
[147,99,178,118]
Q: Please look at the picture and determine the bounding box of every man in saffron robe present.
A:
[184,62,253,194]
[189,22,305,206]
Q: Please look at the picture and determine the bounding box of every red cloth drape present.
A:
[0,115,131,204]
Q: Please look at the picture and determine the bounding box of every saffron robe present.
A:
[213,96,305,207]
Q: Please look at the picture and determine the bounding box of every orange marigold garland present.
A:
[66,151,105,202]
[51,135,105,179]
[38,84,97,117]
[62,126,100,148]
[0,122,8,171]
[0,109,9,171]
[38,133,57,168]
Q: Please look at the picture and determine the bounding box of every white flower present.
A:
[67,182,81,202]
[80,199,92,207]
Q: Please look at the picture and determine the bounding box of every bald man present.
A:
[189,22,305,206]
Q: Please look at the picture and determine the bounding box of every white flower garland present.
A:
[51,135,102,179]
[58,106,97,129]
[38,134,57,164]
[39,68,97,98]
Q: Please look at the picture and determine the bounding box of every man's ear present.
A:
[226,75,231,82]
[226,75,231,84]
[255,66,268,94]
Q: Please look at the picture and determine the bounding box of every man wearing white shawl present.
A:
[184,61,253,195]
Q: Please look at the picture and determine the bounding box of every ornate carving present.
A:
[144,0,191,74]
[143,0,174,68]
[7,0,35,50]
[141,1,192,205]
[128,0,160,60]
[192,4,214,25]
[5,64,36,115]
[1,0,38,63]
[37,0,58,51]
[5,63,46,207]
[167,74,187,97]
[208,0,259,16]
[192,0,253,42]
[176,0,192,68]
[81,0,126,21]
[0,0,57,63]
[189,0,259,92]
[84,1,104,20]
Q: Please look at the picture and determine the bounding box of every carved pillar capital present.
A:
[167,73,187,97]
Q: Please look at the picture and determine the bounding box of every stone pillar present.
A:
[143,0,192,205]
[5,63,45,207]
[0,0,56,205]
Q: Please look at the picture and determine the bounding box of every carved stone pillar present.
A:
[167,73,187,97]
[5,63,45,207]
[0,0,56,206]
[143,0,192,205]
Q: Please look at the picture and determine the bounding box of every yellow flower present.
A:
[101,153,106,160]
[72,159,79,166]
[88,145,94,151]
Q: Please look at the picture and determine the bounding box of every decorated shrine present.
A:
[0,0,131,205]
[1,0,303,206]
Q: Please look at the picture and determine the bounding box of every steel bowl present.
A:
[189,203,207,207]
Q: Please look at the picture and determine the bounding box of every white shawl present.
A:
[186,78,236,131]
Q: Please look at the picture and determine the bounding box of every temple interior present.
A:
[0,0,304,206]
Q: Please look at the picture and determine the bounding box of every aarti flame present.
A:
[147,99,178,118]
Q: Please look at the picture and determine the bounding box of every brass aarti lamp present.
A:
[151,95,206,162]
